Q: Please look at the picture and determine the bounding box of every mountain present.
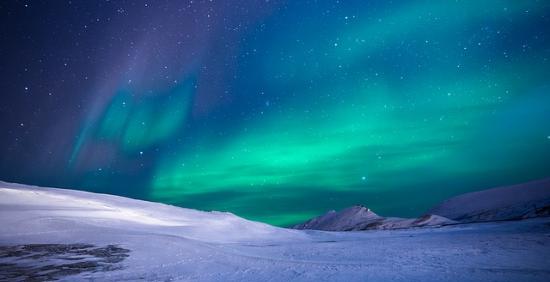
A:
[294,179,550,231]
[293,205,381,231]
[428,178,550,222]
[1,180,549,281]
[293,206,456,231]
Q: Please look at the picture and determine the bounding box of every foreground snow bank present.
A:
[1,181,549,281]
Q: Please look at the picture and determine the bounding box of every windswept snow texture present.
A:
[293,206,457,231]
[429,178,550,222]
[1,182,550,281]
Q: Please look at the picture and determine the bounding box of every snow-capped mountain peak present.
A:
[293,205,381,231]
[294,179,550,232]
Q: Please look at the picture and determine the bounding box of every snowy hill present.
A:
[0,181,302,244]
[1,181,550,281]
[428,178,550,222]
[293,206,456,231]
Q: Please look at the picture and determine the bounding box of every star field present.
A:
[1,1,550,226]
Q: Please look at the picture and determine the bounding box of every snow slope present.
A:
[429,178,550,222]
[0,181,303,244]
[1,181,550,281]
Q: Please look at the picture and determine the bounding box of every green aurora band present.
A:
[56,1,550,226]
[148,1,550,226]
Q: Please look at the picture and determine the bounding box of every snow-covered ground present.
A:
[1,181,549,281]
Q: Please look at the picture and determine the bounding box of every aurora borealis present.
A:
[1,1,550,226]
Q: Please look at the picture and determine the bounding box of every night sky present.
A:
[1,1,550,226]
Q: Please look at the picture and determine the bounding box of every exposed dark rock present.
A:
[0,244,130,281]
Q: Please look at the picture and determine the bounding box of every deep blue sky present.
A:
[1,1,549,226]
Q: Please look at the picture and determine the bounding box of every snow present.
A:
[428,178,550,222]
[0,181,303,244]
[1,181,550,281]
